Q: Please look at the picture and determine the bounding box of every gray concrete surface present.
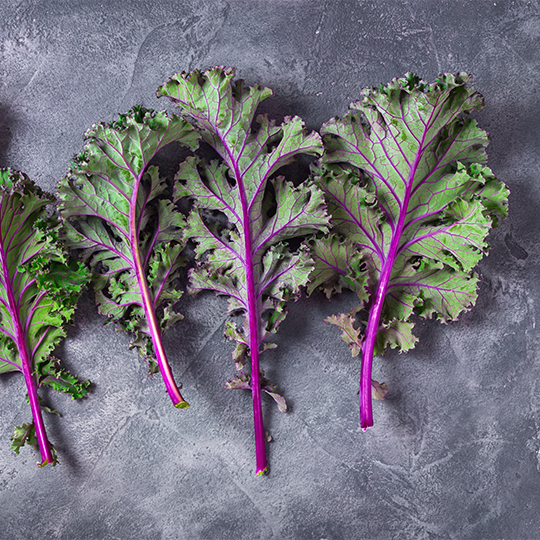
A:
[0,1,538,538]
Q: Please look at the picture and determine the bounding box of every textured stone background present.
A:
[0,1,538,539]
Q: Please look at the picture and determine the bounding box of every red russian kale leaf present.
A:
[57,106,199,409]
[309,73,509,428]
[0,169,90,466]
[158,66,329,474]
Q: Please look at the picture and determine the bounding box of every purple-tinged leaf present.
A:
[309,233,370,302]
[224,371,287,413]
[58,106,199,409]
[0,168,90,466]
[326,312,363,357]
[312,73,509,429]
[158,66,329,474]
[371,380,388,401]
[373,318,418,355]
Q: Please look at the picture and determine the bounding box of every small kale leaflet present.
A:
[57,107,199,408]
[310,73,509,428]
[158,66,329,474]
[0,169,90,466]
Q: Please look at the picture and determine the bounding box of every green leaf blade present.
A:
[160,66,330,474]
[58,107,198,408]
[0,168,90,466]
[314,73,509,429]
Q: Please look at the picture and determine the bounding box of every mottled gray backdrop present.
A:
[0,1,538,539]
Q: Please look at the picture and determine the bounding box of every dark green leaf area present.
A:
[224,321,249,369]
[0,169,89,463]
[313,73,509,355]
[0,169,90,373]
[58,108,197,366]
[38,356,91,399]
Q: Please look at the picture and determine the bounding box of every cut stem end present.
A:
[174,400,189,409]
[38,457,56,468]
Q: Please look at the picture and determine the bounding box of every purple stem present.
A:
[228,151,267,475]
[173,86,270,473]
[359,147,423,429]
[0,241,54,465]
[248,268,266,475]
[359,248,397,429]
[129,182,188,409]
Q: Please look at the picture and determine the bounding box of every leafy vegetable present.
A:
[309,73,509,429]
[0,168,90,466]
[57,106,199,408]
[158,66,330,474]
